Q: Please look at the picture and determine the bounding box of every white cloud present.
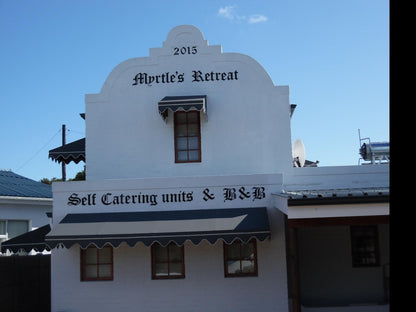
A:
[218,6,267,24]
[248,14,268,24]
[218,5,237,20]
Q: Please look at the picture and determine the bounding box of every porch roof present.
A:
[279,187,389,206]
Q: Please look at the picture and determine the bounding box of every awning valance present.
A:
[1,224,51,253]
[158,95,207,120]
[45,207,270,249]
[48,138,85,164]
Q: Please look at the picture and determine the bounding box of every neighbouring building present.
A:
[45,25,389,312]
[0,170,52,254]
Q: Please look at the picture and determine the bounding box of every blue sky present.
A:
[0,0,389,182]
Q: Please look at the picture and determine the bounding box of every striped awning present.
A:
[48,138,85,164]
[158,95,207,120]
[45,207,270,249]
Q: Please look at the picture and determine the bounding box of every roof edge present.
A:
[288,195,390,206]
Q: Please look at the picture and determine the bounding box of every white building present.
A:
[45,25,389,312]
[0,170,52,254]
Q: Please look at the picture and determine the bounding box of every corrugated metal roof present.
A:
[0,170,52,198]
[278,187,389,206]
[280,187,389,200]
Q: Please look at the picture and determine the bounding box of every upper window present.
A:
[174,111,201,163]
[151,243,185,279]
[81,245,113,281]
[350,225,380,267]
[223,239,258,277]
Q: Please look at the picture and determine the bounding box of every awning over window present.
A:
[1,224,51,253]
[158,95,207,120]
[48,138,85,164]
[45,207,270,249]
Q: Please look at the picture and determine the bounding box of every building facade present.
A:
[46,25,389,312]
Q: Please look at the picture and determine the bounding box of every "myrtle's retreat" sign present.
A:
[132,70,239,86]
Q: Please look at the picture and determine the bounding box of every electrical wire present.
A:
[15,128,62,172]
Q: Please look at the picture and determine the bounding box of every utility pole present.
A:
[62,124,66,181]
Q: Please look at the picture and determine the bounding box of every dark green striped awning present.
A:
[158,95,207,120]
[45,207,270,249]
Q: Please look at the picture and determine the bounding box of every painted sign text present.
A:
[132,70,239,86]
[66,185,265,208]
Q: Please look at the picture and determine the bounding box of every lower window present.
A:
[81,245,113,281]
[223,239,258,277]
[151,243,185,279]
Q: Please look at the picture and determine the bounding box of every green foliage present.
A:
[41,167,85,185]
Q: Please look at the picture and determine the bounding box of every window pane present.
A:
[241,260,255,273]
[169,244,182,262]
[177,151,188,161]
[187,112,198,123]
[241,242,255,260]
[85,265,98,279]
[7,220,28,239]
[85,248,97,264]
[188,137,199,149]
[176,125,187,136]
[155,263,169,276]
[188,124,199,136]
[188,151,200,161]
[99,247,112,263]
[99,264,112,278]
[169,262,183,276]
[227,260,241,274]
[175,112,187,123]
[176,137,188,150]
[226,243,240,260]
[154,245,168,262]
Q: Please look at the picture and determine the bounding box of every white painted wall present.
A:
[50,173,289,311]
[85,25,293,180]
[51,207,288,312]
[0,197,52,231]
[50,174,282,224]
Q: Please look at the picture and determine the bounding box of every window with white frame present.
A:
[0,220,29,242]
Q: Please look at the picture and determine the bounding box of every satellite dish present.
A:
[292,139,306,167]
